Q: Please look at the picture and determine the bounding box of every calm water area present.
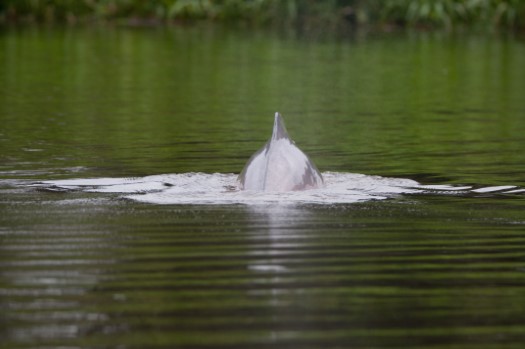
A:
[1,24,525,348]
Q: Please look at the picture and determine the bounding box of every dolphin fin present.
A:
[272,112,290,141]
[238,112,324,192]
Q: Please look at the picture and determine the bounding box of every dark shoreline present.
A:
[1,1,524,32]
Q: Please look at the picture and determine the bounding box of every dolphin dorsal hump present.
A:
[238,112,324,191]
[271,112,290,141]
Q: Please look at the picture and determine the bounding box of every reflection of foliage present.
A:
[0,0,524,29]
[379,0,525,29]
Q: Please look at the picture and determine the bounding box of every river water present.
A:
[1,25,525,348]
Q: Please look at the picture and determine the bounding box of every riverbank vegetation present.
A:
[1,0,524,30]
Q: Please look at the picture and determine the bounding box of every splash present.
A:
[31,172,522,205]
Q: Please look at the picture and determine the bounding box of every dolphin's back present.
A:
[238,113,323,192]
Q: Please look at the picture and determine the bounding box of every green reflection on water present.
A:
[1,26,524,183]
[1,195,525,348]
[1,25,525,349]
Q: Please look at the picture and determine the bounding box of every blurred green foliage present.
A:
[380,0,525,29]
[0,0,523,29]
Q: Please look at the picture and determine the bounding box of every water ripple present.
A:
[29,172,523,205]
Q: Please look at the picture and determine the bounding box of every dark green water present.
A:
[1,25,525,348]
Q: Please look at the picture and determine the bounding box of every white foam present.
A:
[504,189,525,194]
[471,185,517,193]
[417,185,472,191]
[35,172,522,205]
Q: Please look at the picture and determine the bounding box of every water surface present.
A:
[1,25,525,348]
